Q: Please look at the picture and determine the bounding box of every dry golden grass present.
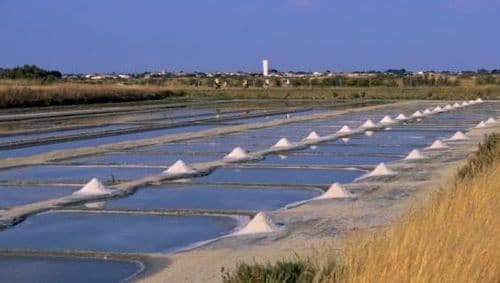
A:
[1,80,500,108]
[335,160,500,283]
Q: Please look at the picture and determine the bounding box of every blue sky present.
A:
[1,0,499,73]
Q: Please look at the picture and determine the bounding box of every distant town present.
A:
[1,61,499,92]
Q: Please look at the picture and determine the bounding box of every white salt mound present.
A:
[164,160,195,174]
[74,178,111,196]
[361,119,376,128]
[474,121,487,128]
[485,117,497,124]
[461,101,469,106]
[366,163,397,177]
[412,110,424,117]
[448,131,469,141]
[395,113,407,120]
[236,212,278,235]
[444,104,453,110]
[304,131,320,141]
[404,149,425,160]
[365,130,374,137]
[341,137,350,143]
[224,147,250,160]
[423,109,432,115]
[337,125,352,134]
[379,115,394,124]
[476,98,483,103]
[453,102,461,108]
[433,106,443,112]
[273,137,293,147]
[317,183,353,199]
[427,139,449,149]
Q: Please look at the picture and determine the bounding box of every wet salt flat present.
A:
[0,165,161,183]
[0,256,139,283]
[191,167,363,185]
[0,124,212,159]
[0,186,77,208]
[0,212,239,253]
[105,184,320,211]
[262,152,398,166]
[66,151,220,166]
[0,100,498,281]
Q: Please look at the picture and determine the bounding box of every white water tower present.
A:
[262,59,269,77]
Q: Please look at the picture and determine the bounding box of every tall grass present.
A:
[1,80,500,108]
[224,134,500,283]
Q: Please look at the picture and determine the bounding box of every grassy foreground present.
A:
[222,134,500,283]
[1,81,500,108]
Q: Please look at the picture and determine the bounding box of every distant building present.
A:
[262,59,269,77]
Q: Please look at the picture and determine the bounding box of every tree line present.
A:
[0,65,62,82]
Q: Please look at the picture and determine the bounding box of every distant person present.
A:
[214,78,221,89]
[285,113,290,119]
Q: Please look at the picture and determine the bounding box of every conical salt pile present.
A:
[236,212,278,235]
[304,131,320,141]
[444,104,453,110]
[433,106,443,112]
[404,149,425,160]
[164,160,196,174]
[448,131,469,141]
[273,137,293,148]
[365,130,374,137]
[342,138,350,143]
[423,109,432,115]
[412,110,424,117]
[453,102,461,108]
[361,119,376,128]
[426,139,449,149]
[364,163,397,178]
[74,178,111,196]
[224,147,250,160]
[476,98,483,103]
[316,183,353,199]
[485,117,497,124]
[379,115,394,124]
[461,101,469,106]
[468,100,475,104]
[395,113,407,120]
[337,125,352,134]
[474,121,487,128]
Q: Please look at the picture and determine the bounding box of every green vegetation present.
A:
[221,259,320,283]
[0,65,62,83]
[222,133,500,283]
[457,133,500,180]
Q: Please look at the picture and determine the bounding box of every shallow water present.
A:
[0,186,77,208]
[0,165,161,183]
[0,125,212,159]
[193,167,363,185]
[0,256,140,283]
[67,152,220,166]
[263,153,398,166]
[105,184,320,211]
[0,212,239,253]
